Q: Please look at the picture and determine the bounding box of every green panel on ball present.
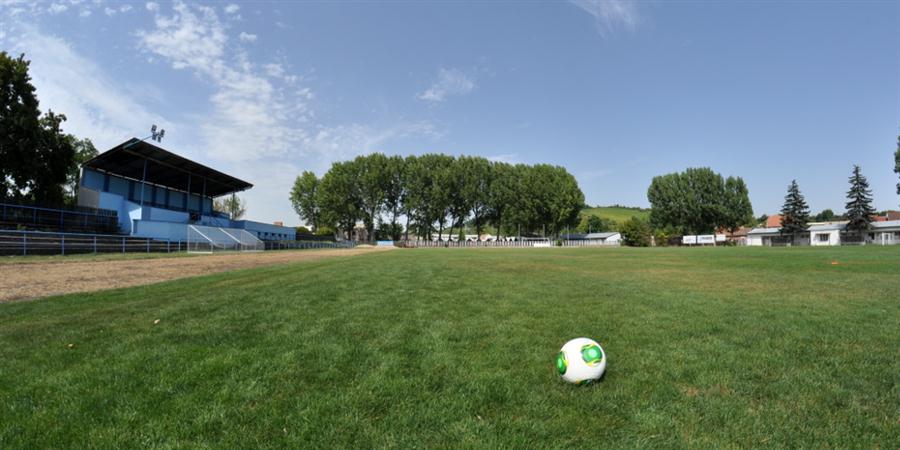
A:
[556,351,568,375]
[580,344,603,366]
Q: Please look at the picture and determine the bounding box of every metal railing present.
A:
[399,239,621,248]
[264,240,357,250]
[401,239,543,248]
[186,224,264,253]
[0,202,119,233]
[0,229,185,256]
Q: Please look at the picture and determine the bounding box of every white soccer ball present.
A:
[556,337,607,385]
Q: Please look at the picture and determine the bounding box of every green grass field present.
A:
[1,247,898,448]
[581,205,651,224]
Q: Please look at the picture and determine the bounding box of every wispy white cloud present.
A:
[48,3,67,14]
[303,121,443,169]
[417,67,476,104]
[238,31,256,42]
[2,25,168,149]
[224,4,239,15]
[570,0,639,35]
[137,2,310,162]
[0,1,447,224]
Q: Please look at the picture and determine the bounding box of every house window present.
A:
[816,234,829,242]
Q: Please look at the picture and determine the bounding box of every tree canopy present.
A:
[894,135,899,197]
[813,209,837,222]
[289,171,320,232]
[1,52,77,205]
[213,195,246,220]
[619,216,652,247]
[647,167,753,235]
[294,154,584,242]
[844,165,875,234]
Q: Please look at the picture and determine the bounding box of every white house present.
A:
[746,227,782,246]
[871,220,900,245]
[589,232,621,244]
[561,232,621,245]
[809,223,845,246]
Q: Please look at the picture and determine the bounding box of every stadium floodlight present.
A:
[150,124,166,143]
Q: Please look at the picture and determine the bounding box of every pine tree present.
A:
[779,180,810,238]
[844,165,875,235]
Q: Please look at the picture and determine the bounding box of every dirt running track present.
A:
[0,248,390,302]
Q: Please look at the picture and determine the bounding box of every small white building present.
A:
[746,227,782,246]
[809,223,846,246]
[871,220,900,245]
[561,232,621,245]
[589,232,621,244]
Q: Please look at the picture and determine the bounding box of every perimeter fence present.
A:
[0,229,186,256]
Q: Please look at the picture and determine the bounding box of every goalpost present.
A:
[187,224,264,253]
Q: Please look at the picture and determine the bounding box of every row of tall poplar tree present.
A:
[290,154,584,242]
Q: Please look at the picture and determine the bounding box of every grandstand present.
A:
[0,138,296,255]
[77,138,295,242]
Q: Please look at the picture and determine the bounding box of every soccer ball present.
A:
[556,337,607,385]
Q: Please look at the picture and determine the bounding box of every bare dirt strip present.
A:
[0,247,391,302]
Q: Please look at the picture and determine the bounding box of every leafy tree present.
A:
[400,155,428,239]
[755,214,768,227]
[64,136,98,205]
[458,156,492,236]
[213,195,246,220]
[315,225,335,237]
[289,171,320,232]
[421,154,455,240]
[844,165,875,235]
[814,209,836,222]
[648,167,735,235]
[779,180,810,239]
[0,52,76,204]
[722,176,753,233]
[296,226,311,235]
[447,156,477,239]
[382,155,406,240]
[356,153,389,242]
[579,214,616,233]
[619,216,652,247]
[317,160,361,240]
[545,165,585,237]
[486,162,519,238]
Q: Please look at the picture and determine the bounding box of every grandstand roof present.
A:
[83,138,252,197]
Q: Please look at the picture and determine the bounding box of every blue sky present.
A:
[1,0,898,225]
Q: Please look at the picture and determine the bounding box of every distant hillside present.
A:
[580,205,651,224]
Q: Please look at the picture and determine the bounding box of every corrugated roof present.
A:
[586,232,619,239]
[82,138,252,197]
[808,223,846,232]
[872,220,900,229]
[748,227,781,235]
